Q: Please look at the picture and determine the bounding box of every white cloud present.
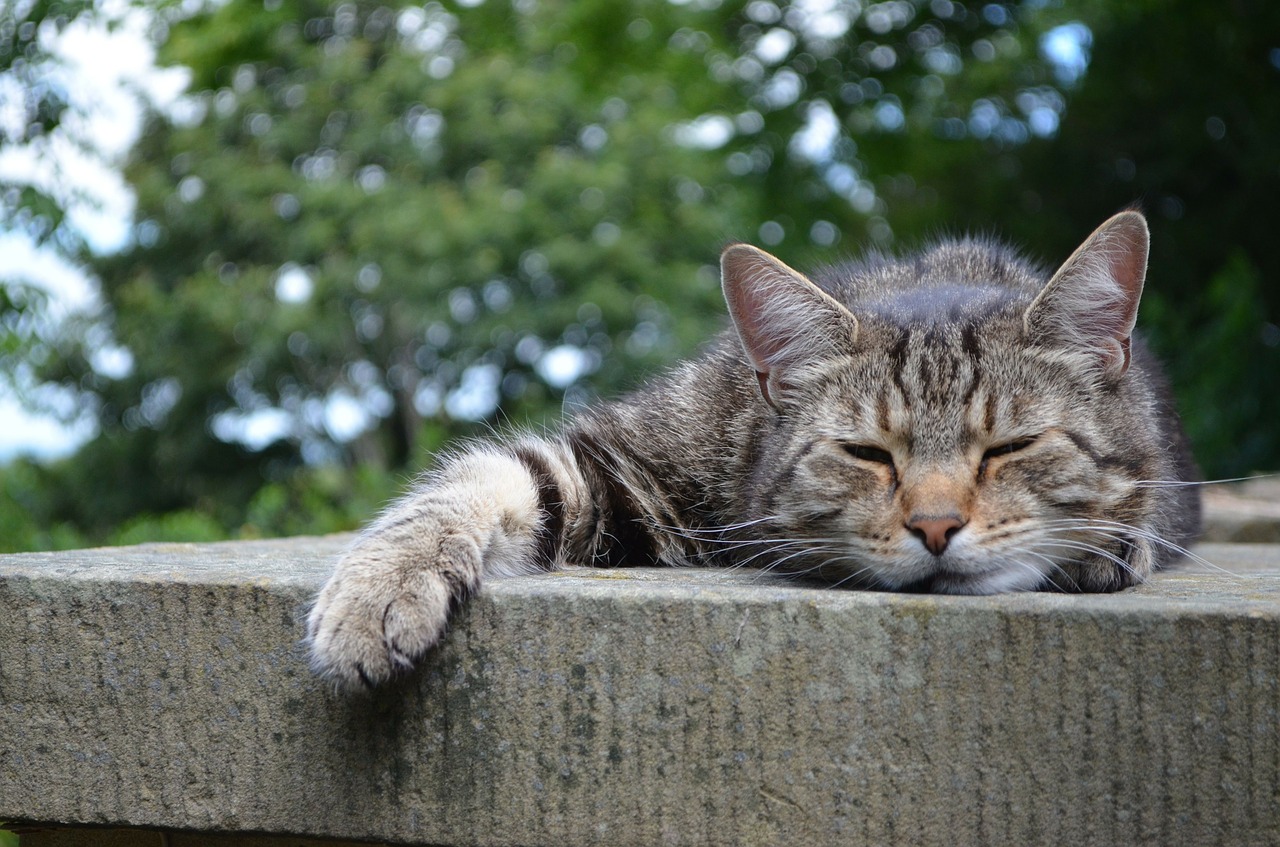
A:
[0,393,96,462]
[211,407,294,451]
[274,264,315,304]
[1041,22,1092,86]
[536,345,592,389]
[672,114,735,150]
[0,232,96,315]
[790,98,839,163]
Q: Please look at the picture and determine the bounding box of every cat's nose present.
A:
[906,515,966,556]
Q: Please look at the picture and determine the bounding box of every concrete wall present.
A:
[2,537,1278,846]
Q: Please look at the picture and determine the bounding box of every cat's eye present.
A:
[979,437,1038,475]
[842,443,895,466]
[983,438,1036,460]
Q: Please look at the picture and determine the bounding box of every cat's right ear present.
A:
[721,243,859,409]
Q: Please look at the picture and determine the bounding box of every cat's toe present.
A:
[380,571,455,669]
[307,567,454,690]
[307,587,392,689]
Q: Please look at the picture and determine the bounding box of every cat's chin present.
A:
[899,564,1049,596]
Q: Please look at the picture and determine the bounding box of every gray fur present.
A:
[309,212,1200,689]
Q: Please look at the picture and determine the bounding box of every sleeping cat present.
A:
[308,210,1201,689]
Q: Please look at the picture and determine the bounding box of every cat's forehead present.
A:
[852,282,1022,327]
[813,238,1046,324]
[817,316,1065,449]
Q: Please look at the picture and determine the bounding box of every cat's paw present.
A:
[307,536,480,689]
[1050,539,1154,593]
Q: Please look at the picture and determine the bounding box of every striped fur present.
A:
[308,212,1201,689]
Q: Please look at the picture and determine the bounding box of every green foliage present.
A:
[0,459,87,551]
[0,0,1275,549]
[241,463,400,537]
[110,509,228,546]
[0,825,18,847]
[18,0,1061,543]
[57,0,757,511]
[0,454,398,551]
[1147,254,1274,477]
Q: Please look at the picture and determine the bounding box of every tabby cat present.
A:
[308,211,1201,689]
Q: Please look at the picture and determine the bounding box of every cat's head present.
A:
[721,212,1164,594]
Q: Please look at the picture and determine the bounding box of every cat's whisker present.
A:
[1011,523,1144,579]
[710,538,848,578]
[709,534,853,557]
[824,561,886,591]
[732,543,814,573]
[1030,537,1137,576]
[749,541,858,575]
[1037,520,1240,578]
[650,515,785,537]
[1133,473,1276,489]
[648,517,839,568]
[753,553,877,589]
[1008,545,1081,592]
[1035,530,1153,579]
[754,543,849,576]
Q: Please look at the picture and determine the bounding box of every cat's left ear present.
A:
[721,243,859,408]
[1024,210,1149,380]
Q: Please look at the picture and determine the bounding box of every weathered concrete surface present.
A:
[11,825,383,847]
[1,538,1278,847]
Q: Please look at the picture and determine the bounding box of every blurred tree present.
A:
[21,0,1061,540]
[8,0,1272,548]
[1,0,94,245]
[1,0,94,403]
[1,0,180,348]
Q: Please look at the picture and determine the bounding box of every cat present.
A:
[307,210,1201,689]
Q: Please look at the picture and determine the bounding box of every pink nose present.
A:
[907,515,965,556]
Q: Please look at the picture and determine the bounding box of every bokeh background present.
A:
[1,0,1276,551]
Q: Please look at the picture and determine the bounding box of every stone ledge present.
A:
[2,538,1278,847]
[1203,478,1280,542]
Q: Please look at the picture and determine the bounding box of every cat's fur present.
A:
[308,211,1201,689]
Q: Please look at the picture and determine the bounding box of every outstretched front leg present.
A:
[307,439,582,689]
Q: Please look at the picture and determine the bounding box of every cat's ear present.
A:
[1024,210,1148,380]
[721,243,858,408]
